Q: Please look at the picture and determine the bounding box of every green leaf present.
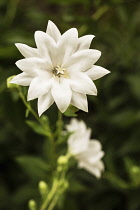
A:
[26,120,51,137]
[16,155,50,180]
[104,172,129,189]
[64,105,79,117]
[68,179,87,193]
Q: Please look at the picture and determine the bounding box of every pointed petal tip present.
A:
[58,106,67,113]
[15,43,19,47]
[38,106,43,117]
[91,90,97,96]
[38,111,42,117]
[15,43,23,49]
[90,34,95,39]
[85,107,88,112]
[47,20,56,29]
[106,69,111,74]
[15,60,19,67]
[27,93,32,102]
[34,30,43,38]
[15,59,24,68]
[66,27,78,35]
[98,50,101,57]
[27,93,37,101]
[48,20,53,24]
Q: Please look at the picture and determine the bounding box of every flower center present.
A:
[52,65,69,78]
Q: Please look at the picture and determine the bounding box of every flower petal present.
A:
[34,31,57,65]
[16,58,50,76]
[86,65,110,80]
[46,20,61,43]
[88,140,102,152]
[70,72,97,95]
[78,160,102,178]
[68,128,91,155]
[89,151,104,164]
[38,91,54,116]
[10,72,34,86]
[27,77,52,101]
[51,78,72,112]
[77,35,95,51]
[57,28,78,66]
[66,49,101,72]
[71,92,88,112]
[15,43,39,58]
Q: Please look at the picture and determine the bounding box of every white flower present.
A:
[11,20,110,116]
[66,118,104,178]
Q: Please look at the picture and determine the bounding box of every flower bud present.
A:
[7,76,18,89]
[57,155,68,166]
[131,166,140,174]
[39,180,48,196]
[28,199,36,210]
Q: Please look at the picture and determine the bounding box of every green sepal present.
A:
[64,105,79,117]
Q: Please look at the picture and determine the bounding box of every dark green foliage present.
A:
[0,0,140,209]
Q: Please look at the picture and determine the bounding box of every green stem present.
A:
[18,87,53,141]
[55,111,63,139]
[47,192,60,210]
[40,153,71,210]
[40,179,59,210]
[47,171,67,210]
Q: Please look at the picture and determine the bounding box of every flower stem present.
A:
[18,87,53,141]
[40,153,70,210]
[55,111,63,139]
[40,179,59,210]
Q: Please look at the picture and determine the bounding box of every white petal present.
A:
[51,78,72,112]
[57,28,78,66]
[78,140,104,164]
[16,58,50,76]
[10,72,34,86]
[77,35,95,51]
[88,140,102,152]
[78,160,102,178]
[70,72,97,95]
[66,49,101,72]
[68,128,91,155]
[71,92,88,112]
[15,43,39,58]
[97,160,104,171]
[34,31,56,65]
[66,118,89,132]
[46,20,61,43]
[38,91,54,116]
[27,77,52,101]
[86,65,110,80]
[89,151,104,164]
[80,149,104,165]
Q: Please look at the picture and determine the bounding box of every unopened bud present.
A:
[57,155,68,166]
[7,76,18,89]
[131,166,140,174]
[39,180,48,196]
[28,199,36,210]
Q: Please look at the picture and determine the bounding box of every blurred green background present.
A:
[0,0,140,209]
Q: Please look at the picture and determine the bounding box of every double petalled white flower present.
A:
[66,118,104,178]
[11,20,110,116]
